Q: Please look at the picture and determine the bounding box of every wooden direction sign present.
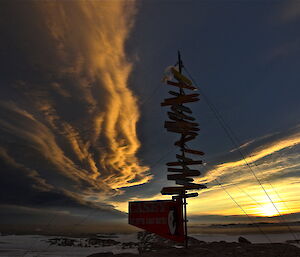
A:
[167,174,194,181]
[165,93,200,100]
[164,121,199,130]
[176,154,194,162]
[175,181,207,190]
[171,104,192,114]
[174,177,194,183]
[167,168,201,176]
[128,200,184,242]
[168,114,195,124]
[167,111,195,121]
[172,193,198,200]
[170,67,193,86]
[164,121,199,131]
[165,115,199,127]
[166,80,197,91]
[166,160,203,166]
[183,148,205,156]
[166,127,199,135]
[161,186,185,195]
[167,167,189,172]
[161,95,199,106]
[166,161,185,166]
[168,90,181,97]
[165,120,199,129]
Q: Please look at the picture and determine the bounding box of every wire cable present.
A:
[183,65,298,242]
[216,179,272,243]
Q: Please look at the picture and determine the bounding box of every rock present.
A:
[87,237,120,246]
[87,241,300,257]
[121,242,139,249]
[87,253,114,257]
[286,239,300,244]
[187,236,206,246]
[87,253,136,257]
[238,236,251,244]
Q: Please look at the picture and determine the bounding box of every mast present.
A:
[177,51,188,248]
[161,51,207,248]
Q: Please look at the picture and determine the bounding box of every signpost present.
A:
[128,52,207,248]
[159,52,207,248]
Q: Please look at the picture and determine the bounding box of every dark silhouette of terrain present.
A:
[86,232,300,257]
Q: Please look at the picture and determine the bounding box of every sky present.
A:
[0,0,299,235]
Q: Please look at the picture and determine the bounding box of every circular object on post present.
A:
[168,209,177,235]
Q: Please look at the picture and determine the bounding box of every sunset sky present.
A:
[0,0,299,234]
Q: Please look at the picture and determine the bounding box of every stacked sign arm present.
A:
[161,65,207,196]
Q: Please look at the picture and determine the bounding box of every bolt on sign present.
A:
[128,200,184,242]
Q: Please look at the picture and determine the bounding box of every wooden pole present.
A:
[183,193,188,248]
[178,51,184,95]
[177,51,188,249]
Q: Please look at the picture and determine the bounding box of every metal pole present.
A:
[177,50,188,249]
[183,193,188,248]
[178,51,184,95]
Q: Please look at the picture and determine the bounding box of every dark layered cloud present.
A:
[280,0,300,22]
[0,0,152,230]
[199,125,300,184]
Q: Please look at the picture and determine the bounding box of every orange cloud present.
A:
[185,128,300,217]
[0,1,151,210]
[199,128,300,184]
[32,1,151,191]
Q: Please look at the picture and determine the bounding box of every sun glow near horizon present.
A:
[173,180,299,220]
[254,203,281,217]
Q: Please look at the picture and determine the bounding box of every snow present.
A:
[0,232,298,257]
[111,233,139,243]
[190,233,299,244]
[0,234,138,257]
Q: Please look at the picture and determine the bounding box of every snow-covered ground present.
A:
[190,232,299,244]
[0,234,139,257]
[0,232,298,257]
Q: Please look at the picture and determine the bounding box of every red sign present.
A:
[128,200,184,242]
